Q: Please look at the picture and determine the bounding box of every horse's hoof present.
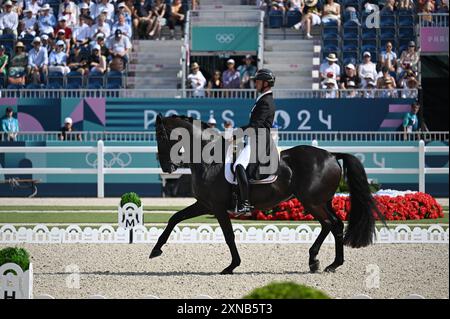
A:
[309,260,320,273]
[220,268,234,275]
[324,265,337,273]
[149,249,163,259]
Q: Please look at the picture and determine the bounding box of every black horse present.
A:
[150,115,383,274]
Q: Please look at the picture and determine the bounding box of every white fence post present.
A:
[419,140,426,193]
[97,140,105,198]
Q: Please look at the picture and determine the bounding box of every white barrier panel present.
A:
[0,224,447,244]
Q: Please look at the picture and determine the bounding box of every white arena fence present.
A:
[0,224,448,244]
[0,140,448,197]
[1,131,449,143]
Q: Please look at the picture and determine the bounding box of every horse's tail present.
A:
[333,153,385,248]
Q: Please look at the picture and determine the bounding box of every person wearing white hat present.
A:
[323,77,338,99]
[89,43,106,73]
[89,12,111,39]
[49,39,70,74]
[21,8,37,37]
[37,3,56,35]
[187,62,207,98]
[92,0,114,23]
[58,0,78,28]
[358,51,378,89]
[0,0,19,37]
[222,58,240,91]
[25,0,41,17]
[27,36,48,84]
[55,28,71,55]
[319,53,341,86]
[60,117,82,141]
[340,62,360,90]
[237,54,257,89]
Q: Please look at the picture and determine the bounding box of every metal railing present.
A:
[0,88,419,99]
[0,140,447,197]
[418,13,449,27]
[1,131,449,143]
[190,9,261,26]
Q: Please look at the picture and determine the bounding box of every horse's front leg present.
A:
[215,208,241,275]
[150,201,209,258]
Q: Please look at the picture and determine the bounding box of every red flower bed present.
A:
[236,192,444,221]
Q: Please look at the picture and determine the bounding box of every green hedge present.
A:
[0,247,31,273]
[243,282,330,299]
[120,192,142,208]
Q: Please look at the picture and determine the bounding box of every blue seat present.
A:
[380,27,396,40]
[7,84,25,89]
[323,26,339,39]
[268,10,284,28]
[0,34,15,51]
[343,19,359,28]
[66,71,83,89]
[106,71,124,89]
[286,10,301,28]
[398,27,415,41]
[398,14,414,27]
[46,72,65,89]
[87,71,104,89]
[323,44,339,54]
[343,42,358,52]
[343,0,359,7]
[322,18,339,27]
[343,27,358,40]
[380,13,396,27]
[361,27,377,40]
[343,51,358,66]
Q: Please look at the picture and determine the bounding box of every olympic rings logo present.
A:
[85,152,132,168]
[215,33,235,44]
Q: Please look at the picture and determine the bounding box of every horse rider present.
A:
[233,68,276,214]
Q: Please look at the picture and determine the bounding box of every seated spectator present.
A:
[27,36,48,83]
[55,29,70,55]
[322,0,341,26]
[49,40,70,74]
[237,55,257,89]
[78,2,92,22]
[319,53,340,84]
[287,0,302,11]
[67,44,89,75]
[112,13,132,39]
[381,0,395,13]
[37,4,56,36]
[421,0,436,25]
[78,0,96,18]
[54,16,72,40]
[377,66,397,97]
[72,15,91,46]
[187,62,207,98]
[26,0,41,17]
[340,63,360,89]
[222,59,241,92]
[115,2,133,31]
[0,45,9,77]
[148,0,167,40]
[398,0,415,10]
[322,77,338,98]
[293,0,322,39]
[1,107,19,142]
[92,33,110,59]
[60,117,82,141]
[0,1,19,38]
[168,0,185,39]
[90,13,111,39]
[380,41,397,76]
[58,0,78,29]
[358,51,378,88]
[20,8,37,38]
[207,70,223,98]
[106,29,132,66]
[11,0,23,15]
[133,0,153,39]
[40,33,51,54]
[436,0,449,12]
[93,0,115,24]
[402,102,421,140]
[270,1,286,12]
[88,44,106,74]
[342,80,358,98]
[399,69,419,98]
[398,41,419,76]
[8,41,28,81]
[363,79,376,98]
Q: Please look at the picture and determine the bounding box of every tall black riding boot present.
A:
[235,164,254,215]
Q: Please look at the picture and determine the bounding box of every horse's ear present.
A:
[156,113,163,125]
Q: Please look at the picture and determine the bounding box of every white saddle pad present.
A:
[224,143,279,185]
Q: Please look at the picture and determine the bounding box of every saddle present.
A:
[224,142,280,185]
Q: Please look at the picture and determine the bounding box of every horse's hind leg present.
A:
[302,202,332,273]
[149,201,209,258]
[324,200,345,273]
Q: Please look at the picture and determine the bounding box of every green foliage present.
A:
[0,247,30,273]
[243,282,330,299]
[120,192,142,207]
[337,178,381,194]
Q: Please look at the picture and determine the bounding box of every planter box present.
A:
[0,263,33,299]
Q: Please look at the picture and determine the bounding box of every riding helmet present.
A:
[254,69,276,87]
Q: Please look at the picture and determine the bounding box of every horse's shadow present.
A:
[36,270,313,277]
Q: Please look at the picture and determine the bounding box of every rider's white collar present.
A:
[256,90,273,103]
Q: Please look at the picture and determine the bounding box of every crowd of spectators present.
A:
[0,0,188,88]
